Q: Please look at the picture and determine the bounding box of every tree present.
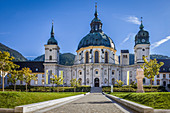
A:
[21,67,37,92]
[140,56,164,90]
[7,69,21,91]
[50,74,64,92]
[70,78,78,92]
[0,51,19,92]
[116,80,124,87]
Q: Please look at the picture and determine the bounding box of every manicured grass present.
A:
[110,92,170,109]
[0,92,85,108]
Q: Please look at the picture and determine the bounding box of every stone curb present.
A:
[14,92,89,113]
[104,93,154,113]
[0,108,14,113]
[154,109,170,113]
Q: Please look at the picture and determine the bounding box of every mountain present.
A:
[129,54,170,65]
[34,53,75,66]
[150,54,170,59]
[0,43,27,61]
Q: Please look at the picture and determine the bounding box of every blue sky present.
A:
[0,0,170,60]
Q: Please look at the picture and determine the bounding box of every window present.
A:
[42,79,45,85]
[104,70,106,75]
[49,56,52,60]
[130,71,132,77]
[87,78,89,84]
[163,74,166,78]
[157,80,160,85]
[163,68,165,71]
[85,52,89,63]
[96,70,98,74]
[104,78,107,84]
[42,74,45,78]
[112,70,114,75]
[123,55,127,58]
[143,49,145,51]
[95,51,99,63]
[157,74,160,78]
[20,80,23,85]
[105,51,108,63]
[143,78,145,84]
[87,70,89,75]
[34,80,38,85]
[78,70,82,76]
[36,68,38,71]
[130,79,132,84]
[95,25,98,31]
[50,49,52,51]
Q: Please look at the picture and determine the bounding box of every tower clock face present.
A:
[142,39,145,42]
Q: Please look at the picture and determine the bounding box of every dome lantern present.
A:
[90,3,103,33]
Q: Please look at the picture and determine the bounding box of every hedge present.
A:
[3,85,91,92]
[102,85,167,92]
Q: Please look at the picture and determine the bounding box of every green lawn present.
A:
[0,92,85,108]
[110,92,170,109]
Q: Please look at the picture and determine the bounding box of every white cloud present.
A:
[122,33,135,44]
[151,36,170,49]
[125,16,140,25]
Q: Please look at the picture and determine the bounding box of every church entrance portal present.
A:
[163,81,166,87]
[94,78,99,87]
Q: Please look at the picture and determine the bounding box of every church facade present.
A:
[1,5,170,88]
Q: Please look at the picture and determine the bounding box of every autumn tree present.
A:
[0,51,19,92]
[140,56,164,90]
[21,67,37,92]
[7,69,21,91]
[50,74,64,92]
[116,80,124,87]
[70,78,80,92]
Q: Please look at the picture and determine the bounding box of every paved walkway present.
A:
[45,93,128,113]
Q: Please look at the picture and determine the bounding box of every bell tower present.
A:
[44,21,60,63]
[134,17,150,64]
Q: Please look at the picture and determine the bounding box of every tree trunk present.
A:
[2,75,4,92]
[57,87,59,93]
[151,80,153,92]
[26,83,27,92]
[14,83,16,91]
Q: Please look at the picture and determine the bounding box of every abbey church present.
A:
[3,4,170,88]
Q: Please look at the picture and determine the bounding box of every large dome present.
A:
[77,4,116,51]
[77,32,115,50]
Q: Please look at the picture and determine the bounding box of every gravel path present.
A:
[47,93,126,113]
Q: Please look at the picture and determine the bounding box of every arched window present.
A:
[95,51,99,63]
[105,51,108,63]
[86,78,89,84]
[85,52,89,63]
[49,56,52,60]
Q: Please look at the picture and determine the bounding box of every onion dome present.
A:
[47,21,58,45]
[135,17,150,46]
[77,3,116,50]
